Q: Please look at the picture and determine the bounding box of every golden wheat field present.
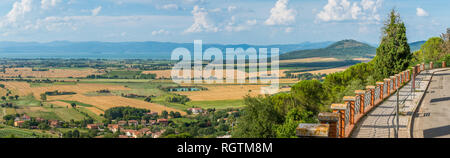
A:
[174,84,288,101]
[290,66,350,76]
[0,68,103,78]
[279,57,341,64]
[143,69,289,79]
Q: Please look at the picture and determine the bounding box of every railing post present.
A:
[384,79,390,96]
[430,62,433,69]
[443,61,447,68]
[366,86,376,106]
[355,90,365,114]
[318,112,339,138]
[331,104,348,138]
[343,96,356,125]
[417,64,422,73]
[422,63,425,71]
[390,76,396,91]
[411,67,416,90]
[376,82,383,100]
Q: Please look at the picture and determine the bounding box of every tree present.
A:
[40,93,47,101]
[1,96,5,102]
[14,95,19,100]
[419,37,444,62]
[161,110,169,119]
[71,103,77,108]
[275,108,316,138]
[441,28,450,55]
[373,9,411,80]
[232,96,283,138]
[290,80,326,114]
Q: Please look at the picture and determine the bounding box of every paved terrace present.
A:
[296,61,449,138]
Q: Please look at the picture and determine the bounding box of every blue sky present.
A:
[0,0,448,45]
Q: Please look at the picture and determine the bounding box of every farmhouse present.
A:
[128,120,139,126]
[148,120,156,125]
[21,114,31,121]
[108,124,119,133]
[14,121,25,127]
[118,120,127,126]
[87,123,103,130]
[49,120,60,128]
[140,120,147,126]
[157,119,168,126]
[187,108,203,114]
[146,112,158,116]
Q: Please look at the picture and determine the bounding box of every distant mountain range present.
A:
[0,41,334,59]
[409,41,426,52]
[0,40,425,59]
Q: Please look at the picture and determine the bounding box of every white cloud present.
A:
[5,0,33,23]
[416,8,429,17]
[316,0,382,22]
[91,6,102,16]
[265,0,296,26]
[225,16,257,32]
[227,6,237,12]
[41,0,61,9]
[161,4,179,10]
[152,29,170,35]
[185,5,219,33]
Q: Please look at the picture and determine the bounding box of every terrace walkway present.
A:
[296,61,449,138]
[351,68,439,138]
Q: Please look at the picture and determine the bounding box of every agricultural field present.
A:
[0,58,352,123]
[0,67,103,78]
[0,124,58,138]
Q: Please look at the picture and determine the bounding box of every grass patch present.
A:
[185,100,245,110]
[30,82,77,87]
[77,107,106,122]
[170,117,198,124]
[0,124,57,138]
[58,100,94,107]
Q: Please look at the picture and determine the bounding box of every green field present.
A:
[0,124,57,138]
[30,82,77,87]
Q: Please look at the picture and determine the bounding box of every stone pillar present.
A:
[343,96,356,125]
[355,90,365,114]
[366,86,376,106]
[396,74,401,88]
[296,123,330,138]
[331,104,348,138]
[384,79,391,96]
[422,63,425,71]
[430,62,434,69]
[443,61,447,68]
[318,112,339,138]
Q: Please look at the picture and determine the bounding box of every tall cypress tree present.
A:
[373,9,411,80]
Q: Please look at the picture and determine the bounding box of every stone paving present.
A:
[351,68,449,138]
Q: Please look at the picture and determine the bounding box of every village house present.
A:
[21,114,31,121]
[86,123,103,130]
[128,120,139,126]
[140,120,147,126]
[138,128,152,136]
[108,124,120,133]
[146,112,158,116]
[49,120,60,128]
[187,108,203,115]
[122,129,141,138]
[118,120,127,126]
[35,117,45,122]
[148,120,157,125]
[14,121,25,127]
[157,119,168,126]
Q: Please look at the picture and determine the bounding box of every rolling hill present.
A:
[409,41,426,52]
[279,39,376,60]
